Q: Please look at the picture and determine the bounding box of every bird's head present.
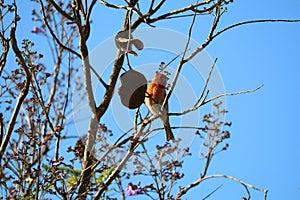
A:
[153,73,169,86]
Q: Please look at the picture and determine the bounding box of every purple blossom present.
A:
[125,183,144,196]
[31,26,44,34]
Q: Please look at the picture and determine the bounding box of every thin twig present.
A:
[87,0,97,22]
[131,0,167,29]
[98,0,127,9]
[30,58,57,135]
[164,13,207,20]
[134,107,139,133]
[149,0,215,23]
[185,19,300,63]
[39,0,81,58]
[90,64,108,88]
[93,114,160,199]
[0,114,3,146]
[194,58,218,107]
[140,143,161,199]
[0,36,9,77]
[213,19,300,40]
[183,1,222,62]
[45,47,63,117]
[48,0,74,21]
[202,184,223,200]
[98,0,145,20]
[161,0,199,109]
[170,84,263,117]
[202,84,264,105]
[242,183,251,200]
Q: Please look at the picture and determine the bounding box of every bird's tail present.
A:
[164,123,175,141]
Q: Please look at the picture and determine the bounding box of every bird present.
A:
[145,73,175,141]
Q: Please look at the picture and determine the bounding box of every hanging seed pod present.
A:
[118,69,147,109]
[115,30,144,56]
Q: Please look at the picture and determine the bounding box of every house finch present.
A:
[145,73,175,141]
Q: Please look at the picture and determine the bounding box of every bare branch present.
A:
[0,24,31,160]
[212,19,300,40]
[175,174,268,199]
[185,19,300,62]
[168,58,217,116]
[90,65,108,88]
[161,0,199,109]
[45,47,63,115]
[98,0,127,9]
[194,58,218,106]
[0,114,4,146]
[150,0,215,23]
[39,0,81,58]
[93,113,161,199]
[86,0,97,23]
[131,0,167,29]
[48,0,74,21]
[170,84,263,117]
[202,84,264,105]
[202,184,223,200]
[183,1,222,62]
[0,36,9,77]
[78,0,140,196]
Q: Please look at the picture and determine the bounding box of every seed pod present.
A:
[115,31,144,56]
[118,69,147,109]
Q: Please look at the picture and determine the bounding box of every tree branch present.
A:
[39,0,81,58]
[0,25,31,160]
[161,0,199,109]
[48,0,74,21]
[212,19,300,40]
[175,174,268,199]
[77,1,139,197]
[185,19,300,62]
[202,84,264,105]
[202,184,223,200]
[93,114,159,199]
[0,35,9,77]
[149,0,215,23]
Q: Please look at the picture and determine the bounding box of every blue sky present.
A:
[8,0,300,199]
[203,0,300,199]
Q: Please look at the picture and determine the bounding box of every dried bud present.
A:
[115,30,144,56]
